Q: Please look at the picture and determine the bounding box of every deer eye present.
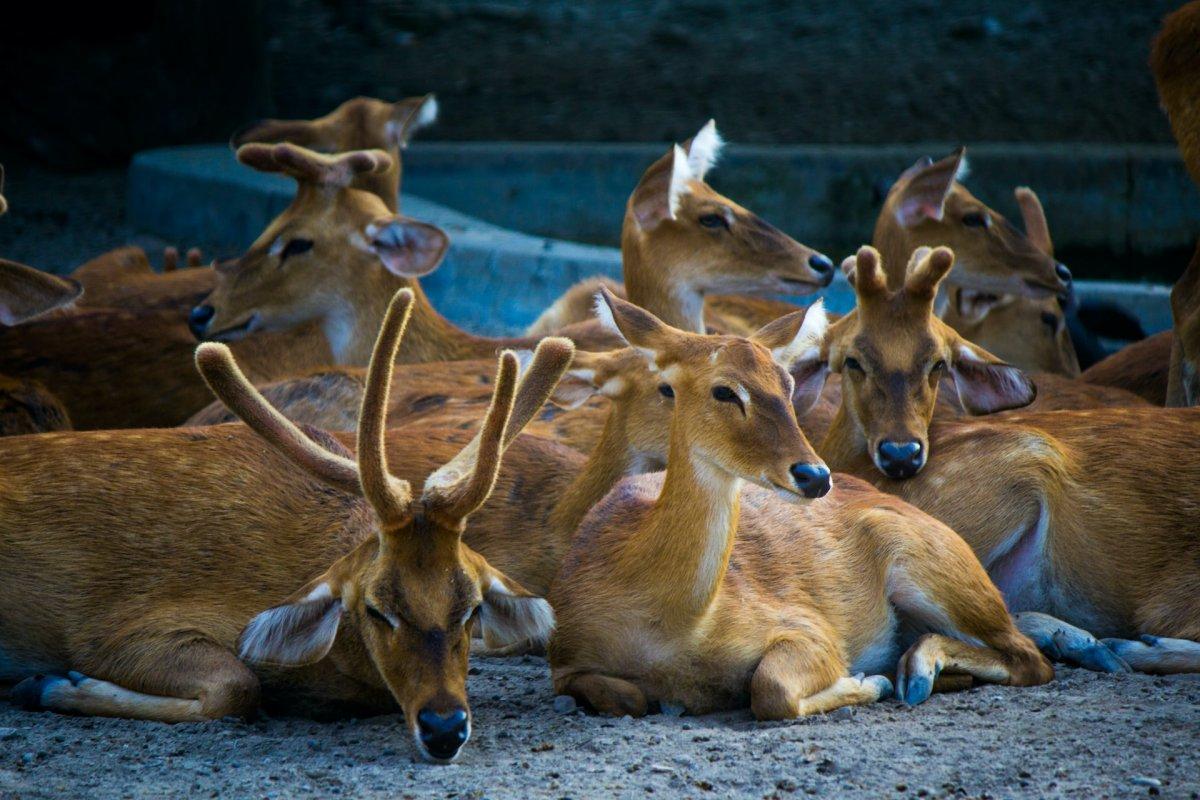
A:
[280,238,314,261]
[365,605,394,628]
[844,357,864,373]
[1041,311,1060,334]
[698,213,728,230]
[711,386,744,413]
[930,360,947,375]
[961,212,988,229]
[658,384,675,399]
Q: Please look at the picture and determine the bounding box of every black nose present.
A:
[877,440,925,479]
[188,304,215,340]
[1054,262,1072,285]
[789,462,832,499]
[808,253,835,284]
[417,708,469,760]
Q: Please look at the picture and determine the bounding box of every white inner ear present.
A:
[480,577,556,648]
[668,144,695,220]
[414,95,439,130]
[687,120,724,181]
[592,292,627,341]
[238,582,343,667]
[772,300,828,368]
[954,154,971,183]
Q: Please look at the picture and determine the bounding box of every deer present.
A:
[1083,2,1200,407]
[785,244,1200,674]
[190,142,623,365]
[0,289,572,763]
[71,244,212,314]
[545,287,1052,719]
[525,121,835,337]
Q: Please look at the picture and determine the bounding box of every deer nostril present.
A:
[808,253,835,280]
[789,462,832,499]
[417,708,469,761]
[188,305,216,340]
[876,440,925,479]
[1055,262,1072,284]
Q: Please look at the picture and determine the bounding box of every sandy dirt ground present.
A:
[0,658,1197,799]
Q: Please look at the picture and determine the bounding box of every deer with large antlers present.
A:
[526,121,835,337]
[546,288,1052,719]
[1083,3,1200,406]
[1,290,571,762]
[785,245,1200,673]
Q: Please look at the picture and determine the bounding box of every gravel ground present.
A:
[0,659,1197,799]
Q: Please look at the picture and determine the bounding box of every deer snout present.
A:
[416,707,470,762]
[876,440,925,480]
[808,253,835,286]
[789,462,832,499]
[188,304,216,340]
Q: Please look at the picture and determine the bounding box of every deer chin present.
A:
[206,313,261,343]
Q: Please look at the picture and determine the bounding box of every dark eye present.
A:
[280,238,314,261]
[698,213,728,230]
[711,386,744,413]
[844,357,864,373]
[1040,311,1059,334]
[658,384,675,399]
[961,212,988,229]
[365,605,393,628]
[931,360,947,374]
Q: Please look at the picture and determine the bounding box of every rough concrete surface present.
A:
[0,658,1197,799]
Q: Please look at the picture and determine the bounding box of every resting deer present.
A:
[526,121,834,337]
[1,290,568,763]
[191,142,621,364]
[790,245,1200,673]
[1083,3,1200,406]
[72,245,212,314]
[547,288,1052,718]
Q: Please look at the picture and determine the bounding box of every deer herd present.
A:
[0,7,1199,765]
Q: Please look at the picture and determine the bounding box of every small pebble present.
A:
[1131,777,1162,788]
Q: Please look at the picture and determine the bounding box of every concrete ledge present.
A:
[128,144,1176,336]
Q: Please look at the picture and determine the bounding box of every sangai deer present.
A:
[791,245,1200,673]
[547,288,1052,718]
[1083,2,1200,406]
[1,290,568,762]
[526,121,834,336]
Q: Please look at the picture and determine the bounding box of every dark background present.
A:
[0,0,1180,168]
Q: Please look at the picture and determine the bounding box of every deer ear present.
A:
[366,218,448,277]
[755,301,831,415]
[238,582,344,667]
[948,339,1036,414]
[387,94,438,149]
[682,120,723,182]
[469,552,555,649]
[667,144,696,220]
[893,148,967,227]
[0,260,83,326]
[953,288,1016,325]
[593,287,679,368]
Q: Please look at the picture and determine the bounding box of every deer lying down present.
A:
[1,290,569,763]
[526,121,834,337]
[71,245,213,314]
[0,259,80,434]
[798,246,1200,673]
[547,289,1052,719]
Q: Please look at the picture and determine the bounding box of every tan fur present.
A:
[527,123,831,336]
[811,247,1200,650]
[548,291,1050,718]
[72,246,214,314]
[0,289,567,763]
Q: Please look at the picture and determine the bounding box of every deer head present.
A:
[191,143,449,364]
[232,94,437,210]
[875,148,1072,302]
[594,287,831,500]
[196,288,573,763]
[622,121,834,331]
[793,246,1035,479]
[939,187,1080,375]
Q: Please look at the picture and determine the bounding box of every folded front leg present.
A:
[751,632,892,721]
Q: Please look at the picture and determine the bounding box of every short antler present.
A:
[236,143,392,189]
[1014,187,1053,257]
[850,246,888,301]
[503,336,575,448]
[904,246,956,300]
[356,289,416,523]
[195,343,362,496]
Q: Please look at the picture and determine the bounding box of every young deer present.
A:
[792,245,1200,673]
[191,142,620,365]
[0,258,80,434]
[1083,3,1200,406]
[547,289,1052,718]
[526,121,834,336]
[1,290,568,763]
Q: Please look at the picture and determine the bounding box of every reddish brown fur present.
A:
[72,246,215,314]
[1082,330,1173,405]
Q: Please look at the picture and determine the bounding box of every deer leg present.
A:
[12,637,259,722]
[1013,611,1130,673]
[896,633,1055,706]
[1099,635,1200,674]
[751,635,891,721]
[558,672,648,717]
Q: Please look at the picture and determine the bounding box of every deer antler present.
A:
[904,246,956,301]
[236,143,392,189]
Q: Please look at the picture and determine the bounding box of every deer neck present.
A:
[548,406,642,539]
[622,227,706,333]
[624,416,741,622]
